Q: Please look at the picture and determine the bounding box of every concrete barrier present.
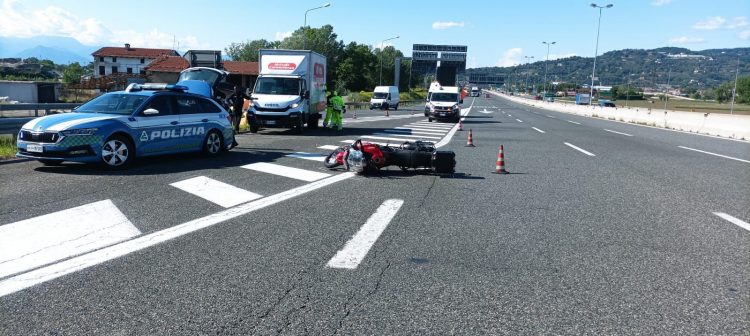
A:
[489,92,750,141]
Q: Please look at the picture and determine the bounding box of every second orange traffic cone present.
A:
[493,145,509,174]
[457,119,463,131]
[465,129,476,147]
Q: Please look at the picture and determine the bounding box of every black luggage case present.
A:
[432,151,456,174]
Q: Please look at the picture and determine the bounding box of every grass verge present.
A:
[0,135,17,160]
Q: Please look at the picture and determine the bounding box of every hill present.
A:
[0,35,95,64]
[468,47,750,90]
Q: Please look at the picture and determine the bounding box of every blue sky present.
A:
[1,0,748,67]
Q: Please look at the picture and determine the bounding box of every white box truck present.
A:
[248,49,327,134]
[369,86,400,110]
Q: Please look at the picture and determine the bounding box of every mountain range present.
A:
[468,47,749,91]
[0,35,96,64]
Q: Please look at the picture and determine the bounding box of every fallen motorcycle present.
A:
[324,139,456,174]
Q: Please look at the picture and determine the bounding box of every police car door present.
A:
[135,95,179,155]
[174,95,216,150]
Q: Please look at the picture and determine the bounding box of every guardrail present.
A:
[344,100,422,109]
[0,118,33,139]
[0,103,80,118]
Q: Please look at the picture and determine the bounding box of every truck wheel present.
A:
[307,114,319,129]
[250,124,259,133]
[294,116,305,134]
[428,117,433,122]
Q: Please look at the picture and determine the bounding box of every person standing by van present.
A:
[329,90,345,131]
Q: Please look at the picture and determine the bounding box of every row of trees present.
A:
[225,25,415,94]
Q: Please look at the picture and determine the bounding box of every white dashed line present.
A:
[171,176,262,208]
[604,129,633,137]
[326,199,404,269]
[713,213,750,232]
[532,127,546,133]
[564,142,596,156]
[317,145,340,150]
[516,119,523,123]
[242,162,331,182]
[567,120,581,125]
[678,146,750,163]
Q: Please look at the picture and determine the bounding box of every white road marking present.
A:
[434,107,472,148]
[401,126,452,132]
[567,120,581,125]
[286,152,327,162]
[171,176,262,208]
[372,133,442,139]
[678,146,750,163]
[326,199,404,269]
[516,119,523,123]
[412,123,454,129]
[242,162,331,182]
[713,212,750,232]
[546,115,556,118]
[604,129,634,137]
[362,135,427,142]
[532,127,546,133]
[0,200,140,279]
[564,142,596,156]
[0,172,356,297]
[384,129,446,136]
[317,145,340,150]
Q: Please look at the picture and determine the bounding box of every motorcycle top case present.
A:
[431,151,456,174]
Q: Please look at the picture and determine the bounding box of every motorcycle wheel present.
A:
[324,150,342,168]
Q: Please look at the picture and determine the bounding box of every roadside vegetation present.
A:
[0,135,16,160]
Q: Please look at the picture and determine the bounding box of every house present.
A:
[91,44,178,78]
[144,54,259,90]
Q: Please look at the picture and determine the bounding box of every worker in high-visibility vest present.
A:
[324,89,345,130]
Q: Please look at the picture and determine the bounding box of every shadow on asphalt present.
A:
[33,149,293,176]
[438,172,485,180]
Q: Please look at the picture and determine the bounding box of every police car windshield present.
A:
[431,93,458,102]
[75,93,146,115]
[254,77,300,95]
[373,92,388,99]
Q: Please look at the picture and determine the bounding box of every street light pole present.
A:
[303,3,331,50]
[379,35,399,85]
[589,3,613,105]
[524,56,534,94]
[730,54,740,115]
[543,41,556,95]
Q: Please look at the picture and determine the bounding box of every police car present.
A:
[16,82,235,169]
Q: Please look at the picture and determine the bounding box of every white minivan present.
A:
[370,86,400,110]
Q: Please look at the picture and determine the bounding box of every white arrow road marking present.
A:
[0,200,140,279]
[713,213,750,232]
[479,108,493,114]
[171,176,262,208]
[564,142,596,156]
[0,173,355,297]
[678,146,750,163]
[242,162,331,182]
[326,199,404,269]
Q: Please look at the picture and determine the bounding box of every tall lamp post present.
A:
[379,35,400,85]
[303,3,331,50]
[542,41,556,95]
[589,3,613,105]
[524,56,534,94]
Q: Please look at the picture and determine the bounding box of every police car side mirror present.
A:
[143,108,159,115]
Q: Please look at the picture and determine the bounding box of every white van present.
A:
[370,86,400,110]
[470,86,479,97]
[425,85,462,122]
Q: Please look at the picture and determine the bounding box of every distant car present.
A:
[600,101,616,107]
[16,83,234,169]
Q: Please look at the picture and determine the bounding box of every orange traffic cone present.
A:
[457,119,463,131]
[493,145,509,174]
[465,129,476,147]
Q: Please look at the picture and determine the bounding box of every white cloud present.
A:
[740,30,750,40]
[497,48,522,67]
[651,0,672,6]
[275,31,293,41]
[668,36,706,44]
[693,16,747,30]
[0,0,208,50]
[432,21,464,30]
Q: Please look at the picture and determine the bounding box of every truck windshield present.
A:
[373,92,388,99]
[74,93,146,115]
[254,77,300,95]
[431,93,458,102]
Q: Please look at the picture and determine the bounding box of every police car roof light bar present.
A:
[126,83,188,93]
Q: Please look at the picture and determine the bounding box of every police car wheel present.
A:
[101,135,133,168]
[203,131,223,155]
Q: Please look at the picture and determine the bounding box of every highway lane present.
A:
[1,95,748,334]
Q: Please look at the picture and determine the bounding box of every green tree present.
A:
[62,62,83,84]
[278,25,345,89]
[336,42,377,92]
[225,39,280,62]
[372,46,403,89]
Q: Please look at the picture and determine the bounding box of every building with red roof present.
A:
[91,43,178,78]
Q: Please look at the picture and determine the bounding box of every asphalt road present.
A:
[1,96,748,335]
